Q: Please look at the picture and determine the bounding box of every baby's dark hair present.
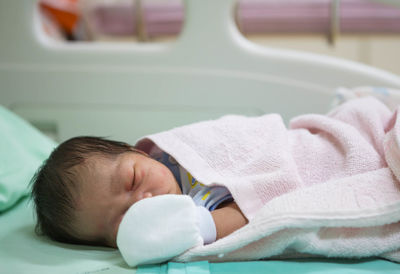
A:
[30,136,143,245]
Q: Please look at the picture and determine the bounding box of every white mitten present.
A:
[116,194,216,267]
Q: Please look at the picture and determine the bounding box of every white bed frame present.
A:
[1,0,400,143]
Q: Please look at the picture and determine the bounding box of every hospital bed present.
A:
[1,0,400,273]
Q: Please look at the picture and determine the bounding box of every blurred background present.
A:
[39,0,400,75]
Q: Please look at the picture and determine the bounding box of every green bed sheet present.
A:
[1,197,399,274]
[138,259,400,274]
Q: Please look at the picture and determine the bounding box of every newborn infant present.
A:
[30,136,248,253]
[31,90,400,266]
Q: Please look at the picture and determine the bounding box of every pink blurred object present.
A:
[143,2,184,37]
[237,0,400,34]
[92,3,136,35]
[89,1,183,37]
[85,0,400,38]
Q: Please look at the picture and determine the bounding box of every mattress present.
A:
[1,197,399,274]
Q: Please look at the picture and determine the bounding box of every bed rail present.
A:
[1,0,400,142]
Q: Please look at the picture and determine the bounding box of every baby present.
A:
[30,136,248,248]
[31,92,400,265]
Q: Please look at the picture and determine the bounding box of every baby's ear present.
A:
[134,139,160,157]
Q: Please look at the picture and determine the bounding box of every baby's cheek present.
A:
[158,165,170,179]
[96,221,106,233]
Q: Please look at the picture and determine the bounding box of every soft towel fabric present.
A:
[134,96,400,263]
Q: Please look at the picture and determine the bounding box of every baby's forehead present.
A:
[85,153,118,166]
[79,151,145,180]
[85,154,118,173]
[72,154,117,200]
[71,154,114,184]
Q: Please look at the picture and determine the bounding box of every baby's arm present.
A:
[211,201,248,240]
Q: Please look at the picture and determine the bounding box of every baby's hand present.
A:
[116,195,205,267]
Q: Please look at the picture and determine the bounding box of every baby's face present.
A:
[72,152,182,248]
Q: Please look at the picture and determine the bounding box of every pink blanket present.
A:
[135,97,400,262]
